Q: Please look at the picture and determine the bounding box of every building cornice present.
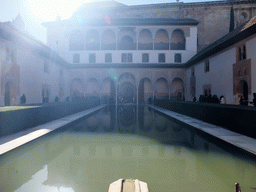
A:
[66,63,186,69]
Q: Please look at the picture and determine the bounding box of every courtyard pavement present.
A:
[149,105,256,156]
[0,105,106,155]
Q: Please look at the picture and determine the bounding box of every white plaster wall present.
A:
[186,27,197,52]
[17,47,44,104]
[186,48,236,104]
[245,35,256,101]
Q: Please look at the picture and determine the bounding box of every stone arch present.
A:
[102,77,116,104]
[70,78,85,99]
[87,78,100,97]
[171,77,184,100]
[236,80,248,100]
[102,29,116,50]
[58,87,64,100]
[69,31,84,51]
[170,29,186,50]
[138,29,153,50]
[85,30,100,50]
[155,78,168,99]
[42,84,51,103]
[4,82,12,106]
[120,35,135,50]
[154,29,169,50]
[138,77,153,104]
[118,29,136,50]
[118,72,136,104]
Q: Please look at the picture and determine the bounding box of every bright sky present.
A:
[0,0,215,43]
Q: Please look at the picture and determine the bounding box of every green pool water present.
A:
[0,105,256,192]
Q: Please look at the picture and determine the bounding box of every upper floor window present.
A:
[204,60,209,72]
[89,53,96,63]
[237,45,246,61]
[105,53,112,63]
[73,53,80,63]
[142,53,149,63]
[121,53,132,63]
[174,53,182,63]
[191,67,195,76]
[158,53,165,63]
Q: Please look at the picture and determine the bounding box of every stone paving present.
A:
[0,105,106,155]
[149,105,256,156]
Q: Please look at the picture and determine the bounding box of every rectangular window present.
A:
[142,53,149,63]
[121,53,132,63]
[89,53,96,63]
[204,60,209,72]
[158,53,165,63]
[127,53,132,62]
[237,45,246,61]
[105,53,112,63]
[174,53,182,63]
[73,53,80,63]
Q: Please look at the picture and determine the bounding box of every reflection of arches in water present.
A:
[138,106,153,132]
[103,106,116,132]
[171,122,182,132]
[118,106,136,133]
[86,115,100,132]
[155,113,167,132]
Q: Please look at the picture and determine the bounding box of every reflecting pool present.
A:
[1,105,256,192]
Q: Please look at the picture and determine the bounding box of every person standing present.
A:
[252,93,256,107]
[20,94,26,104]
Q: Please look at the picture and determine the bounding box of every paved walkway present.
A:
[0,105,106,155]
[149,105,256,156]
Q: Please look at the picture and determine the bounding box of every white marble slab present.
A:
[0,105,106,155]
[149,105,256,156]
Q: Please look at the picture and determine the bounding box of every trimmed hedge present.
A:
[0,97,100,136]
[154,99,256,139]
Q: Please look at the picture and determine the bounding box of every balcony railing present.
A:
[138,43,153,50]
[170,43,185,50]
[118,43,136,50]
[101,43,116,50]
[154,43,169,50]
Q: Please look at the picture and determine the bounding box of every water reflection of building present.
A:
[2,123,256,191]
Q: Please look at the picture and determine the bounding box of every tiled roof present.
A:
[184,16,256,68]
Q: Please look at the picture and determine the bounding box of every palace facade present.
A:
[1,0,256,106]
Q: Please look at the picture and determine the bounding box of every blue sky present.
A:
[0,0,217,43]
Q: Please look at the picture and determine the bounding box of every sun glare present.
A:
[27,0,92,21]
